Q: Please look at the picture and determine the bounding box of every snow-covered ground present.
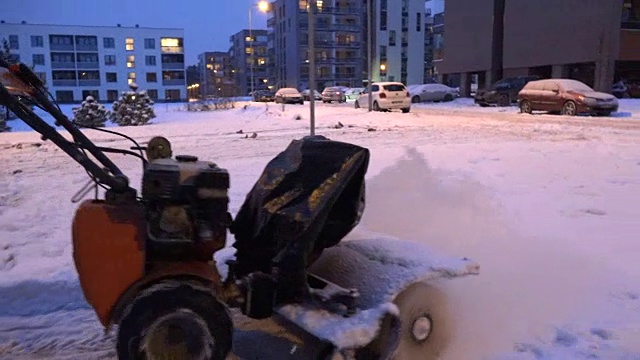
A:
[1,98,640,359]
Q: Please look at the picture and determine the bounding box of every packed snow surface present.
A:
[1,98,640,359]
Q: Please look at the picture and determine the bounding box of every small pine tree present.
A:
[72,96,109,128]
[109,83,156,126]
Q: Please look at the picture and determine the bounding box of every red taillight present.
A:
[379,93,387,99]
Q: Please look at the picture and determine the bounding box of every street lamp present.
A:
[308,0,317,136]
[249,0,270,97]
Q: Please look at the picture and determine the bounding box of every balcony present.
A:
[79,79,101,86]
[51,62,76,69]
[267,16,276,27]
[300,6,360,15]
[76,62,99,70]
[52,80,77,86]
[50,43,74,51]
[75,44,98,52]
[163,79,186,86]
[299,22,360,32]
[162,62,185,70]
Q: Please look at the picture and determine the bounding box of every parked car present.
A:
[252,90,275,102]
[408,83,459,103]
[345,87,364,101]
[518,78,619,116]
[475,76,539,107]
[275,88,304,104]
[300,89,321,101]
[321,87,347,103]
[354,82,411,113]
[612,79,640,98]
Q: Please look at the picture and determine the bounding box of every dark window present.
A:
[30,35,43,47]
[78,71,100,80]
[146,72,157,82]
[107,90,119,101]
[52,71,76,80]
[165,89,181,100]
[82,90,99,100]
[56,91,74,102]
[32,54,45,65]
[162,71,185,80]
[8,35,19,49]
[49,35,73,46]
[106,72,117,82]
[75,36,97,47]
[145,55,156,66]
[417,12,421,31]
[389,30,396,46]
[103,37,115,48]
[144,38,155,49]
[147,89,158,100]
[51,52,75,63]
[77,53,99,63]
[104,55,116,65]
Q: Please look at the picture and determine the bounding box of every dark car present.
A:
[252,90,275,102]
[518,78,618,116]
[474,76,539,107]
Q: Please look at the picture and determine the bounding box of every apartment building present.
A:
[267,0,364,90]
[198,51,236,98]
[425,0,444,80]
[0,21,186,103]
[229,29,271,96]
[437,0,638,95]
[371,0,426,85]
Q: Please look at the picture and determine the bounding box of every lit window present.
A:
[128,72,136,84]
[160,38,183,53]
[127,55,135,68]
[245,47,253,54]
[206,64,213,69]
[245,36,252,42]
[126,38,134,51]
[258,58,266,65]
[161,38,179,47]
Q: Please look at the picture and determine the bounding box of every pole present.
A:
[308,0,316,136]
[249,6,254,97]
[367,0,373,111]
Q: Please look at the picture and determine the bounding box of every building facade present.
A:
[0,22,186,103]
[425,0,444,81]
[267,0,364,90]
[371,0,426,85]
[198,51,236,98]
[229,29,271,95]
[436,0,638,95]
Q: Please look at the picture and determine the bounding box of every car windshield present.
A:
[383,84,405,91]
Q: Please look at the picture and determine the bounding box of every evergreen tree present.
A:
[109,83,156,126]
[72,96,109,128]
[0,38,12,63]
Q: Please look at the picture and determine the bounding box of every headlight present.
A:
[578,95,597,106]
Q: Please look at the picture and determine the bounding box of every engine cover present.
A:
[142,155,230,260]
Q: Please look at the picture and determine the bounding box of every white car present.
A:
[408,83,459,103]
[354,82,411,113]
[274,88,304,104]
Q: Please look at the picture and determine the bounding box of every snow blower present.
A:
[0,59,479,359]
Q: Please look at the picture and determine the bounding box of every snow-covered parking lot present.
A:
[1,98,640,359]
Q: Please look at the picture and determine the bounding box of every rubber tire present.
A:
[411,96,421,104]
[402,108,410,114]
[520,100,532,114]
[562,101,577,116]
[373,101,381,112]
[497,93,510,107]
[443,94,453,102]
[391,283,452,360]
[355,100,360,109]
[117,280,233,360]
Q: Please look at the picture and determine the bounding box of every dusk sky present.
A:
[3,0,269,65]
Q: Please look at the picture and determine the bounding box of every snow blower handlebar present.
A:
[0,59,131,194]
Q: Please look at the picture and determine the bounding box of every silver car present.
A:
[321,87,347,103]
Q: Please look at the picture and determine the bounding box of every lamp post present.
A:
[308,0,316,136]
[249,1,270,97]
[367,0,373,112]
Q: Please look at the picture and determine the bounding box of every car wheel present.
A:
[411,96,421,104]
[519,100,532,114]
[443,94,454,102]
[402,108,410,113]
[497,93,510,107]
[355,100,360,109]
[373,101,381,112]
[561,101,577,116]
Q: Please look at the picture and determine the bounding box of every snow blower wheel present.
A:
[116,281,233,360]
[391,282,451,359]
